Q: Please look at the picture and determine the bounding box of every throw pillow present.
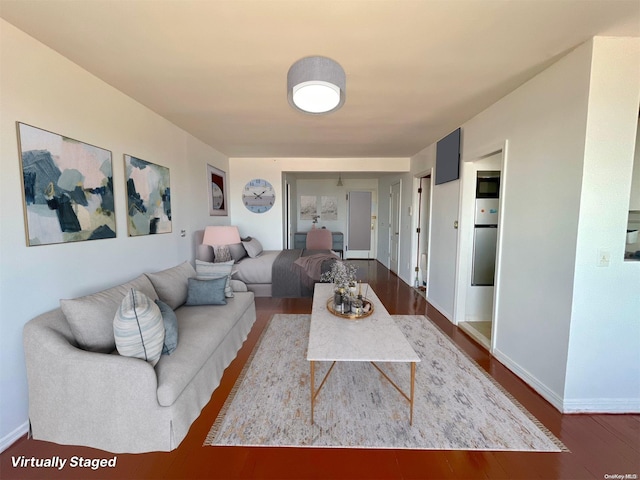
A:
[113,289,165,366]
[155,299,178,355]
[195,259,234,297]
[61,274,158,353]
[228,243,247,263]
[146,261,197,310]
[213,245,233,263]
[242,237,263,258]
[185,277,227,306]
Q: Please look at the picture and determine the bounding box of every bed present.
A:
[195,230,337,297]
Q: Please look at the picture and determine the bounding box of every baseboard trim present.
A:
[562,398,640,413]
[426,297,453,323]
[0,420,28,453]
[492,348,564,412]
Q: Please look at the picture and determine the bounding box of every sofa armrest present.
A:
[23,309,165,451]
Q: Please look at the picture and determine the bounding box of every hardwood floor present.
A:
[2,260,638,479]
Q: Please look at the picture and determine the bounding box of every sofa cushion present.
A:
[114,289,165,366]
[60,275,158,353]
[146,261,196,310]
[195,259,234,297]
[185,277,227,306]
[155,300,178,355]
[155,292,255,406]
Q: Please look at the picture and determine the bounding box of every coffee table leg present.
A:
[410,362,416,426]
[310,361,315,425]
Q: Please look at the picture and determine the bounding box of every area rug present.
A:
[204,314,567,451]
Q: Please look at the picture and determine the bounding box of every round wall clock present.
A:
[242,178,275,213]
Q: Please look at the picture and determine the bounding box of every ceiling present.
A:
[1,0,639,158]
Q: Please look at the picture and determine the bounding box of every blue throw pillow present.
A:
[185,277,227,306]
[155,299,178,355]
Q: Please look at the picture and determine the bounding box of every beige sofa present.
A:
[22,262,256,453]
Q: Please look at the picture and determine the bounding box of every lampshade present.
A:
[287,56,346,114]
[202,226,241,246]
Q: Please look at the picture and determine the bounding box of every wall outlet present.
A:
[597,249,611,267]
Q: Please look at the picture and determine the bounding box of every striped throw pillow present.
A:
[195,260,234,298]
[114,289,165,366]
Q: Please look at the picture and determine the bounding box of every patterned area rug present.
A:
[204,314,566,451]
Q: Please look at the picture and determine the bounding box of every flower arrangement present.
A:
[320,260,358,286]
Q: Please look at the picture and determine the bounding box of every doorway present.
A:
[454,146,506,353]
[415,175,432,294]
[389,182,401,273]
[346,190,374,259]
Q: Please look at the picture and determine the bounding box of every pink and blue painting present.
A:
[18,122,116,246]
[124,154,172,236]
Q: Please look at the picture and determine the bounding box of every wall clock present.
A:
[242,178,275,214]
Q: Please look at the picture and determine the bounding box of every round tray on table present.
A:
[326,298,374,320]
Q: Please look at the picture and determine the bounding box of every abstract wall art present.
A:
[17,122,116,246]
[207,164,227,216]
[124,154,172,236]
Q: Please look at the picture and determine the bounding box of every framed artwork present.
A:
[207,164,227,216]
[17,122,116,246]
[242,178,275,214]
[321,196,338,221]
[300,195,317,220]
[124,154,172,236]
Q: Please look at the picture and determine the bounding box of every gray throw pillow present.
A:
[155,299,178,355]
[185,277,227,306]
[228,243,247,262]
[242,237,263,258]
[146,261,197,310]
[60,274,158,353]
[213,245,233,263]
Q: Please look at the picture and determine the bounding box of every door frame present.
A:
[453,140,509,354]
[389,181,401,273]
[346,189,377,259]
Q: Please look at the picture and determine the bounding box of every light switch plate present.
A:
[597,249,611,267]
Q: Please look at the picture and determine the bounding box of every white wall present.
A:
[0,20,229,449]
[630,119,640,210]
[410,37,640,412]
[564,37,640,412]
[410,144,461,320]
[228,158,409,249]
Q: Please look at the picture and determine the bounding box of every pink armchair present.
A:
[306,228,332,250]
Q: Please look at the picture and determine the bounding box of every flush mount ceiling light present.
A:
[287,56,346,114]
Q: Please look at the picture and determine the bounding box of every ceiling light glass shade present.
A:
[288,56,345,114]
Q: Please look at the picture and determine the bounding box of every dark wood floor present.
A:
[2,261,638,479]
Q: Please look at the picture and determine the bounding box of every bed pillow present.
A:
[113,289,165,366]
[242,237,263,258]
[155,299,178,355]
[195,259,234,297]
[185,277,227,306]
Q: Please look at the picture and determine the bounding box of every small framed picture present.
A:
[207,164,227,216]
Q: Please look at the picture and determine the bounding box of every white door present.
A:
[389,182,401,274]
[419,176,431,287]
[347,191,373,259]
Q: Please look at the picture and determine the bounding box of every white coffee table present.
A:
[307,283,420,425]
